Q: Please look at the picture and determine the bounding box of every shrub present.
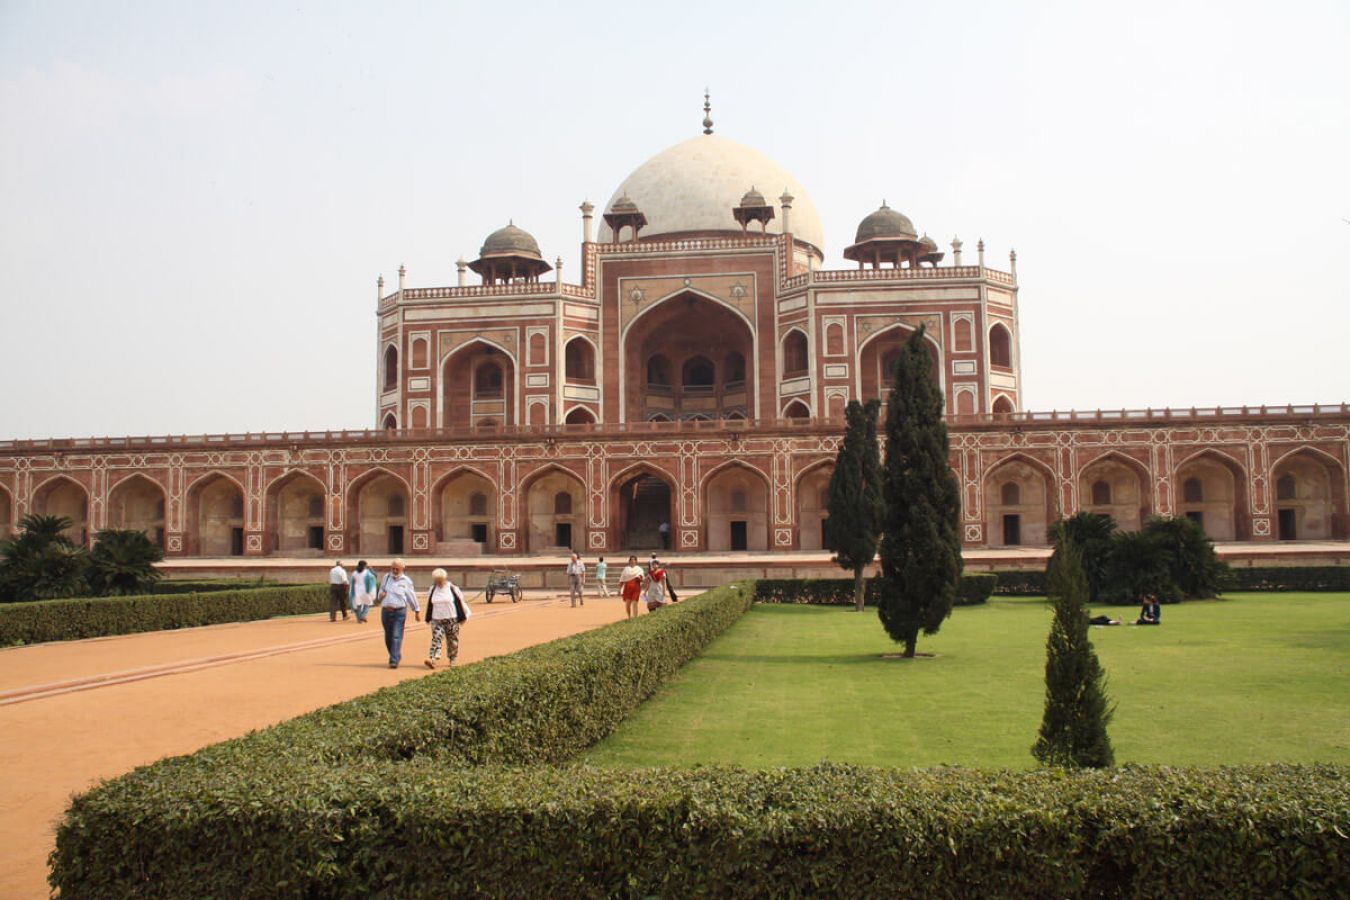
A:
[988,569,1049,595]
[1049,511,1117,602]
[150,578,276,595]
[53,763,1349,898]
[1143,515,1228,599]
[86,529,164,596]
[754,574,995,607]
[0,514,90,601]
[0,584,329,646]
[1225,566,1350,591]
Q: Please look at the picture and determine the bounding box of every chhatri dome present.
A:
[597,100,825,253]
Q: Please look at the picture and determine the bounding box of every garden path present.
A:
[0,591,633,898]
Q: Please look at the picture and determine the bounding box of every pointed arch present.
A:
[983,452,1056,547]
[264,469,329,555]
[781,327,810,377]
[432,464,498,550]
[440,336,519,429]
[856,322,944,404]
[563,405,597,426]
[32,474,91,545]
[108,473,168,546]
[519,462,586,552]
[184,470,246,556]
[345,465,412,556]
[1173,448,1249,541]
[702,459,772,551]
[623,285,757,337]
[782,399,811,420]
[383,344,399,391]
[795,459,836,551]
[563,334,598,385]
[1077,450,1151,530]
[991,394,1015,415]
[1268,445,1346,540]
[989,323,1012,368]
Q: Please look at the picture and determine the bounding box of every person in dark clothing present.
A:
[1134,596,1161,626]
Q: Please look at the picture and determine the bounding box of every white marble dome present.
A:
[598,134,825,252]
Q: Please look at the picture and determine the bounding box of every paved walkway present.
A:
[0,591,638,898]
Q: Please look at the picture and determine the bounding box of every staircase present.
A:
[624,476,669,549]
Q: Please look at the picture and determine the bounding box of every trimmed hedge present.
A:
[1226,565,1350,592]
[54,762,1348,898]
[0,584,328,646]
[755,573,997,606]
[989,568,1050,595]
[150,578,276,595]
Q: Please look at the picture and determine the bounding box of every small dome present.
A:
[480,222,543,259]
[854,203,917,243]
[609,194,640,214]
[919,233,938,253]
[739,186,767,207]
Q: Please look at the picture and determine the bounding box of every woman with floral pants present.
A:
[424,568,470,668]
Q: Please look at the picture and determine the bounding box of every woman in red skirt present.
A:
[619,555,645,619]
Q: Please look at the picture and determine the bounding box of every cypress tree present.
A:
[1032,538,1115,768]
[877,325,963,657]
[825,400,883,612]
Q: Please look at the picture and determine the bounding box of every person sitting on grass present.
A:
[1134,595,1161,626]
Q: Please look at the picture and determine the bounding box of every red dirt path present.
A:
[0,592,632,898]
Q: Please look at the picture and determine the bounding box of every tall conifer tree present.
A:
[877,325,963,656]
[1032,538,1115,768]
[825,400,883,612]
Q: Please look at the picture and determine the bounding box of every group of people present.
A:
[564,552,679,618]
[1089,596,1163,627]
[327,559,472,669]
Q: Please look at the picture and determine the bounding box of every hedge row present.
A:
[1226,565,1350,592]
[0,584,328,646]
[988,569,1050,595]
[755,573,997,606]
[149,578,276,595]
[54,762,1348,898]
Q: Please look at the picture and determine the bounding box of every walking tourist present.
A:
[645,559,668,611]
[660,557,679,602]
[424,568,470,669]
[349,560,376,623]
[594,556,610,598]
[567,553,586,607]
[328,560,350,622]
[658,520,670,549]
[619,555,644,619]
[377,558,420,668]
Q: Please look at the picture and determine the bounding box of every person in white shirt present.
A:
[566,553,586,608]
[424,568,470,669]
[327,561,350,623]
[349,560,378,624]
[376,558,420,668]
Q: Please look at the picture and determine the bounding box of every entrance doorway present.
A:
[230,527,245,557]
[471,523,488,544]
[730,520,748,551]
[1185,511,1204,530]
[307,526,324,550]
[1278,508,1297,541]
[1002,514,1021,546]
[388,525,405,555]
[555,523,572,549]
[617,474,671,550]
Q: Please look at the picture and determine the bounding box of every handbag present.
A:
[452,584,471,623]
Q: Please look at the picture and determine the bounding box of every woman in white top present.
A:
[618,556,645,619]
[424,568,470,669]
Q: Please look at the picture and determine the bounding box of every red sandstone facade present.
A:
[2,125,1347,557]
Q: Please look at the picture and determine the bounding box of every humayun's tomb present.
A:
[2,101,1347,562]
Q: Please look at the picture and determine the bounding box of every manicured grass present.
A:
[584,592,1350,769]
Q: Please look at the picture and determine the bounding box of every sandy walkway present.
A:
[0,592,629,898]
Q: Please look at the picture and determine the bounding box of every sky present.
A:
[1,0,1347,440]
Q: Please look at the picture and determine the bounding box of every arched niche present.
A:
[1174,451,1248,541]
[989,323,1012,368]
[564,337,596,385]
[1271,450,1344,540]
[108,474,167,547]
[625,292,756,423]
[383,345,399,391]
[611,464,675,551]
[33,476,90,546]
[265,471,327,556]
[796,463,834,551]
[782,399,810,420]
[953,318,973,352]
[992,395,1015,415]
[984,457,1053,547]
[1078,454,1149,531]
[347,470,409,556]
[704,463,770,552]
[782,330,809,377]
[824,322,845,356]
[564,407,597,426]
[521,467,585,552]
[442,340,515,429]
[436,469,496,551]
[185,473,244,556]
[858,325,942,408]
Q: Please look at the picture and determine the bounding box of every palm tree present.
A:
[1049,512,1117,603]
[0,515,90,601]
[88,529,165,596]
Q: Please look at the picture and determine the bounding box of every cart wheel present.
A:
[485,590,494,604]
[511,586,522,603]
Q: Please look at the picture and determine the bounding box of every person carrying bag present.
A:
[424,567,470,669]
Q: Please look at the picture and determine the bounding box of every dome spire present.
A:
[702,88,713,135]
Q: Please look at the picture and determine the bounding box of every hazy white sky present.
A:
[2,0,1347,440]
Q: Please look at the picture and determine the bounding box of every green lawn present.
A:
[584,593,1350,769]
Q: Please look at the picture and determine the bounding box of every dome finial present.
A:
[702,88,713,135]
